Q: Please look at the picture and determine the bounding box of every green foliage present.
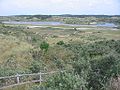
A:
[31,71,87,90]
[57,41,65,45]
[46,71,87,90]
[67,40,120,90]
[32,37,37,42]
[0,21,120,90]
[40,41,49,52]
[31,39,120,90]
[88,53,120,90]
[0,67,29,77]
[29,61,43,73]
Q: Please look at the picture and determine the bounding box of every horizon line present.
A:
[1,14,120,17]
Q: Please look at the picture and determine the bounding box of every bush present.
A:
[67,40,120,90]
[47,72,87,90]
[29,61,42,73]
[57,41,64,45]
[40,41,49,52]
[31,71,87,90]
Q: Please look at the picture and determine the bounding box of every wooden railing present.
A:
[0,71,59,90]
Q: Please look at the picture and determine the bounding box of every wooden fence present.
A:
[0,71,59,90]
[1,71,120,90]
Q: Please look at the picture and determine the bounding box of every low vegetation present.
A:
[0,16,120,90]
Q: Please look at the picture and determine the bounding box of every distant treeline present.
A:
[57,14,120,18]
[0,14,120,25]
[1,14,120,18]
[15,15,52,19]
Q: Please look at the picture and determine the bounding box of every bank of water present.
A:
[3,21,117,27]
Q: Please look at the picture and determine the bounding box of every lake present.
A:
[3,21,117,27]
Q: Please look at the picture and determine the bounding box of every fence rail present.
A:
[0,71,62,90]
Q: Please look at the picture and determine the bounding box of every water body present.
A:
[3,21,117,27]
[3,21,63,25]
[96,23,117,27]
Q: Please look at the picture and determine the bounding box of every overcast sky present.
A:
[0,0,120,16]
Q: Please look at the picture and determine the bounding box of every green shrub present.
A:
[40,41,49,52]
[31,71,88,90]
[29,61,42,73]
[67,40,120,90]
[57,41,65,45]
[46,72,87,90]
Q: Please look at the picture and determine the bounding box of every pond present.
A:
[3,21,117,27]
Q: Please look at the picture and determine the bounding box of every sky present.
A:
[0,0,120,16]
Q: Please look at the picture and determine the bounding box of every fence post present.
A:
[16,73,20,84]
[39,72,42,85]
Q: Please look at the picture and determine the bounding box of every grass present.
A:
[1,24,120,46]
[2,83,33,90]
[0,34,33,69]
[0,23,120,90]
[26,25,120,45]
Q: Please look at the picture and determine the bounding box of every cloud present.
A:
[0,0,120,15]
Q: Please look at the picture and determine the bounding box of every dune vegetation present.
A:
[0,15,120,90]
